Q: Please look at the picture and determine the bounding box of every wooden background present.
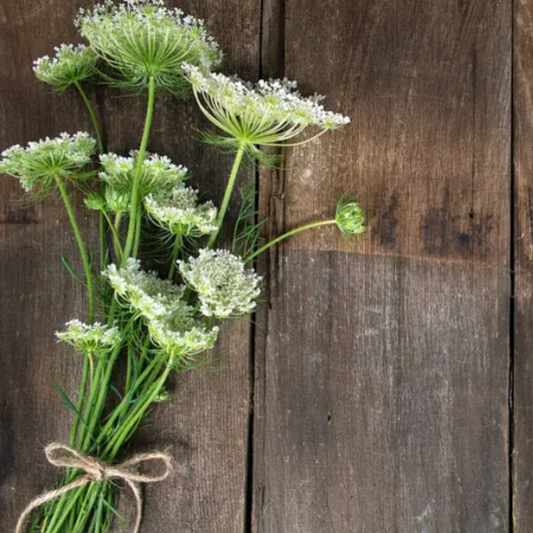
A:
[0,0,526,531]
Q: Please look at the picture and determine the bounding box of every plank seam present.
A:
[510,0,516,529]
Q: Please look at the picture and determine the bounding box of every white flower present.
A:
[179,249,262,318]
[0,132,96,191]
[105,258,185,320]
[148,312,219,362]
[185,65,350,153]
[145,182,218,236]
[33,44,98,90]
[56,319,122,353]
[77,0,222,92]
[99,152,187,213]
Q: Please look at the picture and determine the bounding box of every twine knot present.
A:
[15,442,173,533]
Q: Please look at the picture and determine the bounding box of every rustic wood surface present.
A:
[0,0,524,532]
[254,0,512,532]
[514,0,533,531]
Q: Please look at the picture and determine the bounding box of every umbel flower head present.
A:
[179,249,262,318]
[335,198,366,236]
[99,152,187,213]
[33,44,98,91]
[185,65,350,156]
[0,132,96,192]
[105,258,186,320]
[148,312,219,365]
[77,0,222,92]
[56,319,122,353]
[145,182,218,237]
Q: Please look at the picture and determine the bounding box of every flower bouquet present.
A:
[2,1,365,532]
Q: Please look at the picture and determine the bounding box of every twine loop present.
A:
[15,443,173,533]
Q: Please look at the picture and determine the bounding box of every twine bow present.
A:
[15,443,173,533]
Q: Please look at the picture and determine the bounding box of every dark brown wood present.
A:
[514,0,533,530]
[0,1,259,531]
[253,0,511,531]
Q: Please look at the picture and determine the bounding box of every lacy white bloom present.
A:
[33,44,98,90]
[0,132,96,191]
[105,258,185,320]
[56,319,122,352]
[148,312,219,361]
[179,249,262,318]
[77,0,222,92]
[99,152,187,213]
[145,182,218,237]
[335,198,365,236]
[185,65,350,153]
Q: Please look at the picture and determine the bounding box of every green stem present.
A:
[55,176,95,323]
[168,233,182,279]
[104,365,173,460]
[95,350,167,445]
[77,361,105,450]
[101,209,123,262]
[207,145,246,248]
[73,81,108,282]
[132,204,143,258]
[122,76,156,263]
[244,219,336,264]
[82,342,123,452]
[74,81,104,154]
[69,353,90,447]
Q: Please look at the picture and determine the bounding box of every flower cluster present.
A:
[0,132,96,191]
[105,259,219,360]
[145,182,218,237]
[99,152,187,213]
[77,0,222,92]
[179,249,262,318]
[335,198,366,236]
[185,65,350,153]
[33,44,98,91]
[105,258,185,320]
[56,319,121,353]
[148,313,219,362]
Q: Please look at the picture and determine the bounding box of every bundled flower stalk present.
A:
[2,1,365,532]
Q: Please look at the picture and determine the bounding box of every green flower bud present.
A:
[335,198,365,236]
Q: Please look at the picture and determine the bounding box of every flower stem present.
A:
[69,353,90,447]
[104,365,173,460]
[55,176,95,323]
[101,209,123,262]
[244,219,336,264]
[132,204,143,258]
[122,76,156,263]
[207,145,245,248]
[168,233,182,279]
[74,81,104,154]
[73,82,108,275]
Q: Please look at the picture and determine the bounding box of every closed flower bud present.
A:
[335,199,365,236]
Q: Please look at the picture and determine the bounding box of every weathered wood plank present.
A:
[513,0,533,530]
[253,0,511,531]
[0,1,259,531]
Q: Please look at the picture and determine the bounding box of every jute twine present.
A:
[15,443,173,533]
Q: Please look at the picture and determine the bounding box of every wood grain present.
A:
[253,0,511,531]
[513,0,533,530]
[0,1,259,532]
